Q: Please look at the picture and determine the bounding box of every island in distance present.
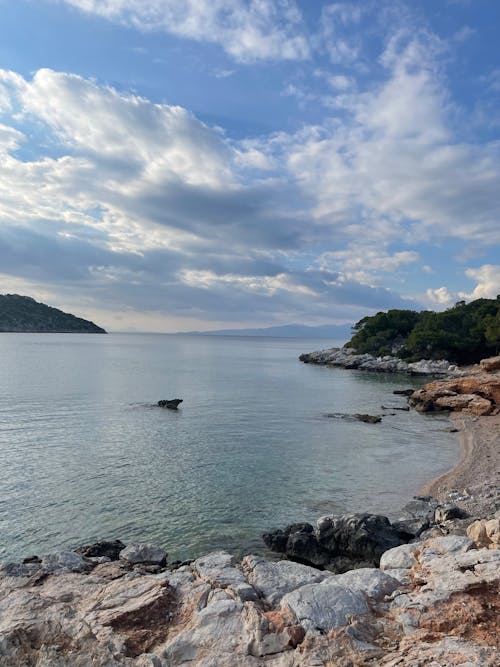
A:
[185,322,353,339]
[0,294,106,333]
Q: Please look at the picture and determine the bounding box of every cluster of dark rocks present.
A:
[262,497,468,573]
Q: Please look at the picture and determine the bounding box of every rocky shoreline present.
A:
[1,363,498,665]
[299,347,461,376]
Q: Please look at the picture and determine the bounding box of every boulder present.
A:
[316,514,409,565]
[394,496,438,537]
[264,514,410,571]
[242,555,331,605]
[158,398,183,409]
[119,543,167,564]
[281,582,369,633]
[76,539,126,561]
[467,518,500,549]
[379,543,421,571]
[263,523,331,569]
[41,550,92,573]
[480,355,500,372]
[325,568,400,601]
[409,374,500,415]
[193,551,257,601]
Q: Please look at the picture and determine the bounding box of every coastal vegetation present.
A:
[0,294,106,333]
[347,296,500,364]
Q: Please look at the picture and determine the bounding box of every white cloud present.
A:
[425,286,455,307]
[280,32,500,247]
[59,0,310,62]
[316,247,419,284]
[459,265,500,300]
[179,269,317,296]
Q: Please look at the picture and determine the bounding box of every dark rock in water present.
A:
[22,555,41,564]
[394,496,439,537]
[76,540,126,561]
[316,514,408,564]
[158,398,183,409]
[381,405,410,411]
[393,389,414,396]
[354,414,382,424]
[263,513,409,572]
[263,523,331,569]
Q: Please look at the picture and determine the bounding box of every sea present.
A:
[0,333,459,562]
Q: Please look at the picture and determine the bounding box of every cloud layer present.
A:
[1,3,499,331]
[60,0,310,62]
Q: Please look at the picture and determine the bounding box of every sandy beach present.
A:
[420,413,500,519]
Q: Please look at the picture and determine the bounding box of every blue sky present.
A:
[0,0,499,332]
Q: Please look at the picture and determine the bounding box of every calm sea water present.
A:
[0,333,458,562]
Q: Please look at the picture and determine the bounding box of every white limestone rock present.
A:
[281,582,369,633]
[242,555,331,605]
[379,542,421,571]
[325,567,400,601]
[193,551,257,601]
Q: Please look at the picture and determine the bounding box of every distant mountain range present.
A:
[186,323,352,339]
[0,294,106,333]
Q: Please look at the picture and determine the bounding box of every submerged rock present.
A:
[158,398,183,409]
[354,413,382,424]
[76,539,126,561]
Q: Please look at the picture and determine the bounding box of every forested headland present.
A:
[0,294,106,333]
[347,296,500,364]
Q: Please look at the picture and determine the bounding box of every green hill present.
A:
[0,295,106,333]
[346,296,500,364]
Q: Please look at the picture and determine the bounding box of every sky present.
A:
[0,0,499,332]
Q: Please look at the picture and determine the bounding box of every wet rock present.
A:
[22,555,41,564]
[354,414,382,424]
[158,398,183,409]
[41,550,92,573]
[263,523,331,569]
[281,582,369,633]
[0,561,41,577]
[264,514,410,571]
[316,514,408,566]
[119,543,167,565]
[76,539,126,561]
[393,389,414,396]
[381,405,410,411]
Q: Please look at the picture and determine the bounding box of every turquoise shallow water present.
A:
[0,333,458,561]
